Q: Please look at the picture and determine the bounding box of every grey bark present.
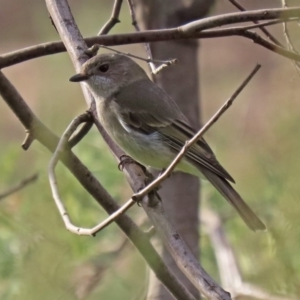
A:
[135,1,214,299]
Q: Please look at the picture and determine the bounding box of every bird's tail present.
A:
[200,168,266,231]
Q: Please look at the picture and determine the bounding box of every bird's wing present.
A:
[114,79,234,182]
[159,120,235,182]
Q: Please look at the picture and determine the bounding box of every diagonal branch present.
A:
[228,0,284,46]
[281,0,300,74]
[68,119,93,148]
[127,0,159,74]
[45,0,204,299]
[0,70,195,300]
[67,0,125,148]
[98,0,123,35]
[132,64,261,201]
[45,0,231,298]
[0,173,38,200]
[48,113,136,236]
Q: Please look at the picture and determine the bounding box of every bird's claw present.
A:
[118,155,147,172]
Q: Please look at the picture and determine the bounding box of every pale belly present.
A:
[96,99,200,176]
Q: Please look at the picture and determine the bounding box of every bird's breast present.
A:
[95,99,176,169]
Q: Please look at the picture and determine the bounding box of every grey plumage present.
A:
[69,53,266,231]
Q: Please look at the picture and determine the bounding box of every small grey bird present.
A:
[69,53,265,231]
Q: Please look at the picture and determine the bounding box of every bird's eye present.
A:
[98,63,109,72]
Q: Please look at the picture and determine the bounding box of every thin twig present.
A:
[46,0,232,298]
[68,119,93,148]
[132,64,261,202]
[0,173,38,200]
[126,0,157,73]
[237,29,300,61]
[49,113,134,236]
[228,0,284,47]
[126,0,177,75]
[51,63,259,300]
[282,0,300,75]
[225,18,299,32]
[22,130,35,150]
[98,0,123,35]
[82,65,259,238]
[89,44,177,67]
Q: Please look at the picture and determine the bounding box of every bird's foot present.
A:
[118,155,147,172]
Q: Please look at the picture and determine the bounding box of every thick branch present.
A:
[1,7,300,69]
[180,6,300,33]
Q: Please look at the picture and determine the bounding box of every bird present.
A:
[69,52,265,231]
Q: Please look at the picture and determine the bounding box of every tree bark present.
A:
[136,1,214,299]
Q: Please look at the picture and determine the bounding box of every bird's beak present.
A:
[69,73,89,82]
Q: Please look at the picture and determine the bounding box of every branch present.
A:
[127,0,160,74]
[281,0,300,74]
[180,6,300,33]
[1,7,300,68]
[22,129,35,150]
[48,113,136,235]
[202,208,297,300]
[45,0,199,299]
[88,44,177,70]
[143,194,231,300]
[48,64,259,299]
[98,0,123,35]
[132,64,261,201]
[54,61,259,237]
[0,70,195,300]
[45,0,234,298]
[0,173,38,200]
[68,119,93,148]
[228,0,284,47]
[93,64,259,299]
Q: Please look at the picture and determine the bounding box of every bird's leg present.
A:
[118,155,162,205]
[142,169,162,204]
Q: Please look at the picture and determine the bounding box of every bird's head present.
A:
[69,53,148,98]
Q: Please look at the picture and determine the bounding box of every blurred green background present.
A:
[1,0,300,299]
